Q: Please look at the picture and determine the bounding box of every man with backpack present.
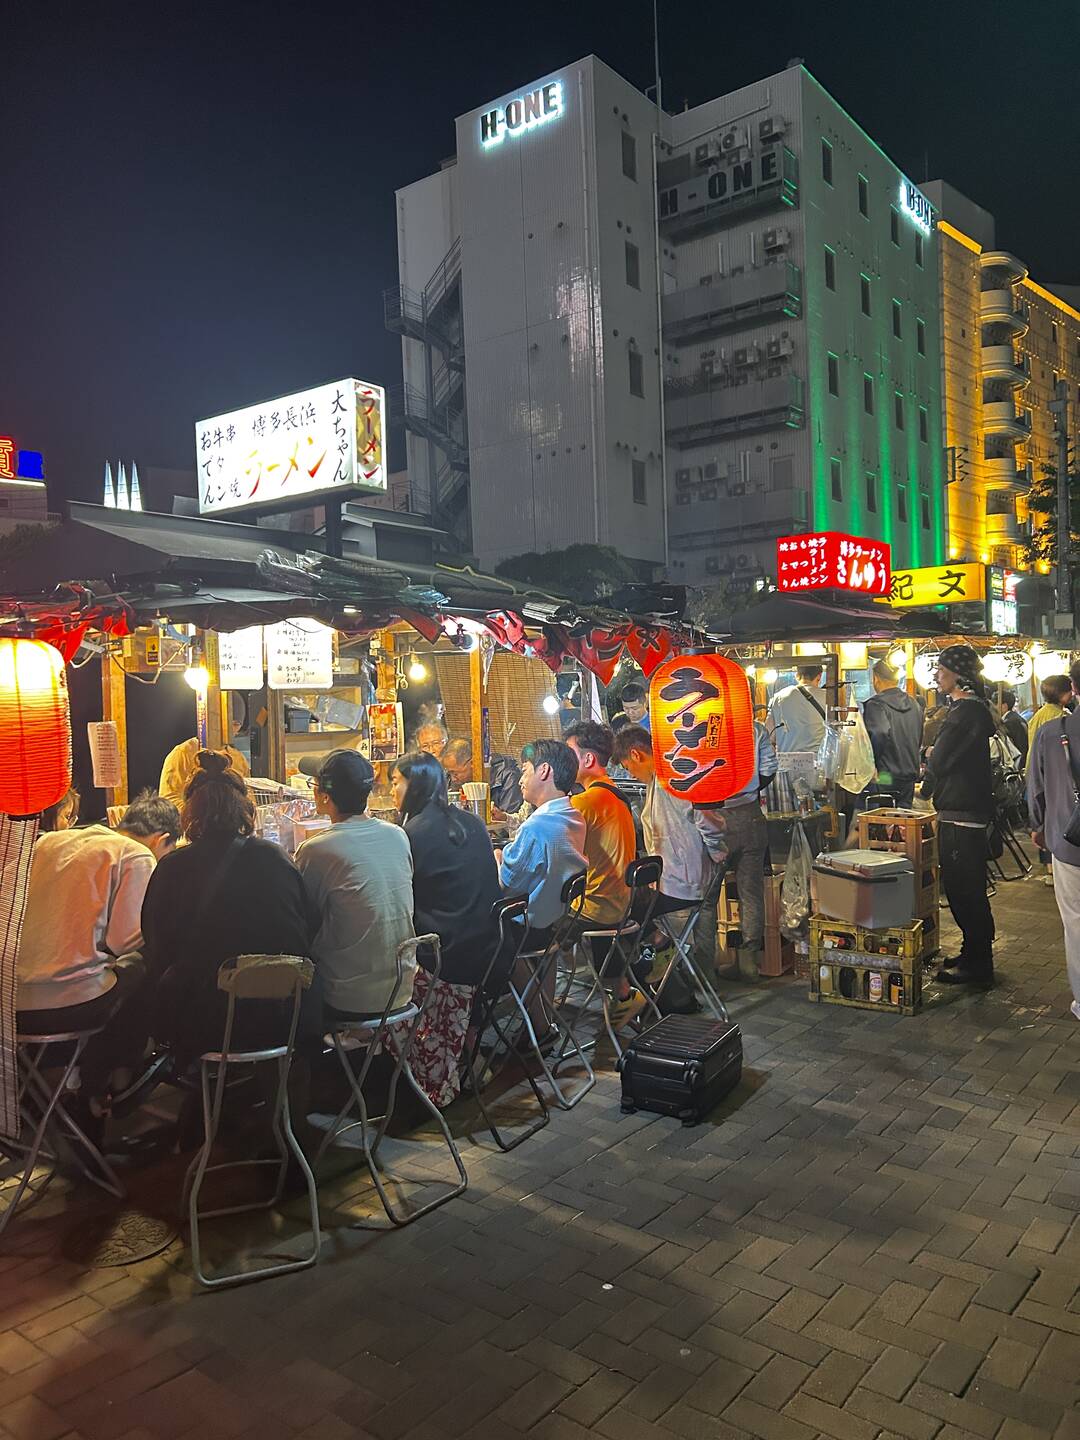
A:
[1028,659,1080,1022]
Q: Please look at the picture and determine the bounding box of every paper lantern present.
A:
[650,653,756,804]
[0,639,72,816]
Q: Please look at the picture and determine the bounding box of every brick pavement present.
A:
[2,872,1079,1440]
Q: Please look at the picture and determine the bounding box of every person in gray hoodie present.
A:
[862,660,924,808]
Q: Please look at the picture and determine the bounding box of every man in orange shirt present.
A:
[565,721,640,1025]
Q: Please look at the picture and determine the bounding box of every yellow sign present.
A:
[889,563,986,607]
[144,636,160,666]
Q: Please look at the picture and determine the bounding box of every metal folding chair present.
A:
[650,896,729,1022]
[183,954,320,1289]
[1,1023,124,1241]
[464,897,551,1151]
[316,935,467,1226]
[524,872,596,1109]
[568,856,665,1060]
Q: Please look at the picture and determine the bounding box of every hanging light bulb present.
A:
[762,668,779,686]
[887,646,907,671]
[184,664,209,693]
[407,655,428,683]
[542,694,560,715]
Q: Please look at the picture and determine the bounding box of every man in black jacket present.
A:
[921,645,996,987]
[998,689,1029,769]
[863,660,923,807]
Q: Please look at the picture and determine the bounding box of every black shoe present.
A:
[936,964,993,989]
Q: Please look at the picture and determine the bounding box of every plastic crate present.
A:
[810,914,926,961]
[809,958,922,1015]
[857,808,938,868]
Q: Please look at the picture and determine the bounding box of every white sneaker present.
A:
[1044,874,1055,887]
[1070,1000,1080,1022]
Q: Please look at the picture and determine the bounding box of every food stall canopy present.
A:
[704,590,948,643]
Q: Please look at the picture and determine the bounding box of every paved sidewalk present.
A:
[1,872,1079,1440]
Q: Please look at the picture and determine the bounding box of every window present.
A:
[919,406,929,443]
[831,458,843,502]
[892,299,902,339]
[858,174,869,218]
[1051,321,1058,345]
[863,374,874,414]
[860,274,871,316]
[890,208,900,246]
[921,492,931,530]
[866,472,877,513]
[822,139,833,185]
[632,459,646,506]
[915,232,924,268]
[827,352,840,396]
[629,348,644,397]
[898,485,908,523]
[824,246,836,291]
[625,240,640,290]
[917,318,926,356]
[894,392,904,430]
[621,132,637,181]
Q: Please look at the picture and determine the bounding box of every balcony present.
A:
[980,289,1029,334]
[669,486,808,541]
[980,250,1028,284]
[984,456,1030,490]
[665,373,806,447]
[981,343,1028,387]
[985,508,1023,545]
[983,400,1031,441]
[662,263,802,346]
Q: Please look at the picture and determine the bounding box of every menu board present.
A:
[218,626,264,690]
[265,619,334,690]
[88,721,123,790]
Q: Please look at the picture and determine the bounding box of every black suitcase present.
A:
[619,1014,742,1125]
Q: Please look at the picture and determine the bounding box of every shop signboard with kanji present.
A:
[776,532,891,595]
[889,562,986,607]
[265,620,334,690]
[195,378,386,517]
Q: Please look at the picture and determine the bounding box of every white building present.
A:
[389,57,946,584]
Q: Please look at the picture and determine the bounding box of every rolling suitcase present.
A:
[619,1014,742,1125]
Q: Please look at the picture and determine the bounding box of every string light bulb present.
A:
[184,665,209,693]
[407,655,428,683]
[762,668,779,685]
[542,694,560,715]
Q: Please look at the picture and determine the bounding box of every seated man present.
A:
[443,737,524,816]
[611,724,720,980]
[17,789,181,1093]
[497,739,587,949]
[619,682,650,733]
[564,721,639,1024]
[296,750,415,1021]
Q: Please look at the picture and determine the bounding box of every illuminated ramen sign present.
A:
[480,81,563,148]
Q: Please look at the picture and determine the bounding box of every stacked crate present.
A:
[855,808,940,961]
[717,873,794,977]
[809,916,924,1015]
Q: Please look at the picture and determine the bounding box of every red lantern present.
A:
[0,639,72,816]
[650,653,755,804]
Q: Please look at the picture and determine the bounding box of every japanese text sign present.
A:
[195,379,385,516]
[265,619,334,691]
[650,654,756,804]
[889,562,986,607]
[776,532,891,596]
[218,626,265,690]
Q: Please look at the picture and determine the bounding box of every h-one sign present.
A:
[480,81,563,148]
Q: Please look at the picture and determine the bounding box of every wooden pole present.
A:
[469,642,484,783]
[100,645,129,808]
[203,631,226,752]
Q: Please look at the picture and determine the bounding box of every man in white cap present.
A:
[920,644,996,987]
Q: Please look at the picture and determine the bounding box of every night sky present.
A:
[7,1,1077,508]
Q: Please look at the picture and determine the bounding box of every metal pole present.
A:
[1051,378,1071,623]
[651,1,670,573]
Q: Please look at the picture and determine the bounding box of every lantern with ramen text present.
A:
[0,638,72,816]
[649,653,755,804]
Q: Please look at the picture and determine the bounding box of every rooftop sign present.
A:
[777,532,891,596]
[480,81,563,148]
[899,179,934,236]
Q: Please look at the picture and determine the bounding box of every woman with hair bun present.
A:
[140,750,314,1059]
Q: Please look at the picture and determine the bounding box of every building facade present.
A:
[924,181,1080,578]
[390,58,947,582]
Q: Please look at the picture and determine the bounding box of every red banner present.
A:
[564,624,630,685]
[626,625,672,677]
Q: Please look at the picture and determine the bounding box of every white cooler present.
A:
[812,849,916,929]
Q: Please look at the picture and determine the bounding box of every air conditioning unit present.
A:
[703,461,720,481]
[694,143,711,167]
[735,552,753,569]
[675,467,692,488]
[727,481,747,497]
[700,486,718,501]
[766,337,794,359]
[698,274,712,286]
[720,125,748,153]
[733,345,761,368]
[763,227,790,251]
[675,493,691,506]
[759,116,786,141]
[705,556,720,574]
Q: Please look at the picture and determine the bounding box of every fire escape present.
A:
[384,239,470,549]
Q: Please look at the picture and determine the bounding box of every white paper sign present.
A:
[88,722,123,789]
[265,619,334,690]
[195,378,386,515]
[218,626,264,689]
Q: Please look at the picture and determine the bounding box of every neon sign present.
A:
[777,532,891,596]
[480,81,563,148]
[899,179,933,236]
[0,436,45,483]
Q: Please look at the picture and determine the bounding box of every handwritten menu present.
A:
[88,721,123,789]
[218,626,264,690]
[265,619,334,690]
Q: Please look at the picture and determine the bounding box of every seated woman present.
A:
[140,751,313,1062]
[391,751,500,1106]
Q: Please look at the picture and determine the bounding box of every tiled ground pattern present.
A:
[1,874,1079,1440]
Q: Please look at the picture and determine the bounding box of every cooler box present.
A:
[812,849,915,929]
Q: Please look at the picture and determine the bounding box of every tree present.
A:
[0,523,50,564]
[494,544,642,604]
[1022,463,1080,572]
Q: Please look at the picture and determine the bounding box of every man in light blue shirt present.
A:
[497,738,587,942]
[767,664,827,754]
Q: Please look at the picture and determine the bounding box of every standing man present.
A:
[1027,675,1072,767]
[767,664,827,755]
[998,689,1029,770]
[862,660,923,807]
[1028,659,1080,1022]
[920,645,996,988]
